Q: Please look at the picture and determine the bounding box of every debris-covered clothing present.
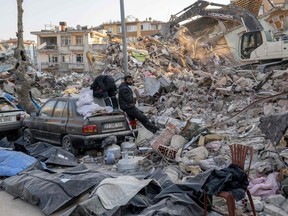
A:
[90,75,117,99]
[90,75,118,108]
[248,172,279,199]
[201,164,249,201]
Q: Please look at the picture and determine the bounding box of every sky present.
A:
[0,0,230,41]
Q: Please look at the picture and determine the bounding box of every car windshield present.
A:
[0,98,18,111]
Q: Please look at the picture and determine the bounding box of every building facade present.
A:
[100,19,164,39]
[0,39,37,63]
[31,22,108,73]
[31,19,164,73]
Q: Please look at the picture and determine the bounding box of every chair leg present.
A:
[219,192,236,216]
[204,192,207,216]
[226,194,236,216]
[246,190,257,216]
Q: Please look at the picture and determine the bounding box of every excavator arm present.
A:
[169,0,263,32]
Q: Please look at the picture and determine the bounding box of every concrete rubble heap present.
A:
[1,26,288,216]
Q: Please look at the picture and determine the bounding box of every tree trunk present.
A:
[15,0,37,114]
[17,0,25,51]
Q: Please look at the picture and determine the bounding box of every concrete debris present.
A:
[258,113,288,145]
[1,20,288,216]
[247,199,264,212]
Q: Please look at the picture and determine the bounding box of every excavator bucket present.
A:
[160,23,173,38]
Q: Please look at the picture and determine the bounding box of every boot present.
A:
[145,122,160,134]
[104,97,112,107]
[151,125,160,134]
[111,96,119,110]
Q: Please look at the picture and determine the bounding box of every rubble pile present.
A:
[1,27,288,215]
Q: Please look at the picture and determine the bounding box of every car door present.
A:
[45,99,68,144]
[31,99,57,141]
[65,100,82,135]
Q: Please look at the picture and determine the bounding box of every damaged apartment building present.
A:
[172,0,288,68]
[30,0,288,75]
[1,1,288,216]
[0,39,37,64]
[31,19,164,73]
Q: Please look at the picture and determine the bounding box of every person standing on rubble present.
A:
[90,75,119,110]
[118,75,160,134]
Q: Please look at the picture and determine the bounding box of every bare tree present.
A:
[15,0,37,114]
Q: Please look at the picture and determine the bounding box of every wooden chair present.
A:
[203,144,256,216]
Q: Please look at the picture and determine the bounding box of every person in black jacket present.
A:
[118,75,159,134]
[90,75,118,109]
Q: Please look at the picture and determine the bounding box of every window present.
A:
[68,102,73,117]
[151,24,159,30]
[76,54,83,63]
[264,31,273,42]
[0,98,17,111]
[259,5,264,15]
[53,100,67,118]
[117,26,122,33]
[76,35,83,45]
[61,36,71,46]
[127,25,137,32]
[49,55,58,63]
[241,32,263,59]
[39,100,56,117]
[61,54,70,63]
[141,23,150,31]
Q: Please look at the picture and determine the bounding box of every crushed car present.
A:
[0,96,25,140]
[22,96,137,155]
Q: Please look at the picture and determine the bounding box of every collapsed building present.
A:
[1,0,288,215]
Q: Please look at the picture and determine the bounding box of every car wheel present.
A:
[0,134,4,140]
[23,128,35,144]
[7,129,22,141]
[62,135,79,156]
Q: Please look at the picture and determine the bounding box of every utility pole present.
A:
[120,0,128,75]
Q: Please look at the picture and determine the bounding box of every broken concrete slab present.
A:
[258,113,288,145]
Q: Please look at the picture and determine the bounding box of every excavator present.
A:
[166,0,288,71]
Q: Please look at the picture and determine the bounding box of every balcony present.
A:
[68,45,84,51]
[68,63,84,70]
[41,62,59,70]
[38,44,58,52]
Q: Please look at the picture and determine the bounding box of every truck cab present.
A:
[240,30,288,62]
